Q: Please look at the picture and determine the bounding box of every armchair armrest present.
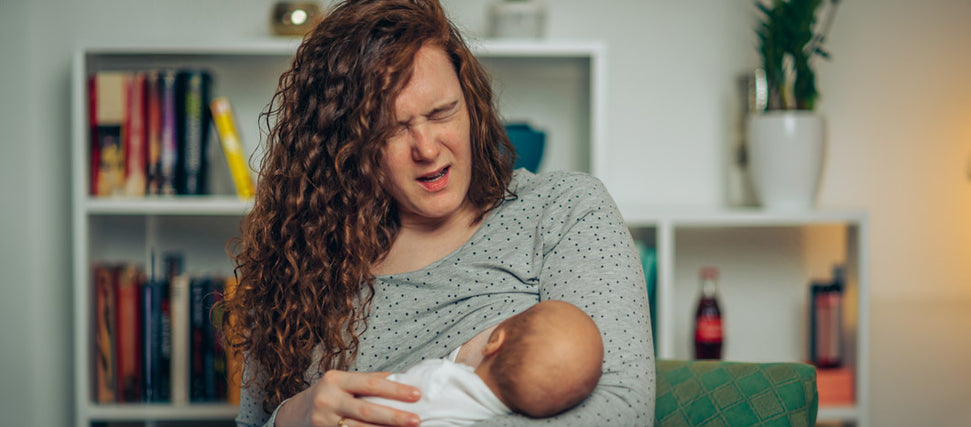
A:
[655,359,818,427]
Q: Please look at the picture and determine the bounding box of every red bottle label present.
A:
[695,316,723,343]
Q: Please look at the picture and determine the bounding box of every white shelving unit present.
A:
[621,206,869,427]
[71,39,605,427]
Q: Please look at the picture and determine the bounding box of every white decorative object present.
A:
[746,111,826,210]
[488,0,547,39]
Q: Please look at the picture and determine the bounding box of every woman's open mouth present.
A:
[417,166,449,182]
[416,166,450,191]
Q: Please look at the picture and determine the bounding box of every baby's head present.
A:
[476,300,604,418]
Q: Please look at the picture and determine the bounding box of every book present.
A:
[114,263,144,402]
[145,71,163,195]
[88,76,100,196]
[158,279,172,401]
[93,264,118,403]
[189,277,208,401]
[210,97,255,199]
[169,274,190,405]
[223,276,242,405]
[123,72,148,197]
[176,70,213,195]
[91,72,128,197]
[816,367,855,405]
[159,70,179,196]
[141,278,161,401]
[209,278,227,400]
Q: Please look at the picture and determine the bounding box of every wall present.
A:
[820,1,971,425]
[1,0,969,426]
[0,1,39,426]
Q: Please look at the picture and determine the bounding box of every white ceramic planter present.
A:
[746,111,826,211]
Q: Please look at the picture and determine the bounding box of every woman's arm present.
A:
[473,173,656,426]
[235,362,423,427]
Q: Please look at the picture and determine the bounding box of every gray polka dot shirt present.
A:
[236,170,655,426]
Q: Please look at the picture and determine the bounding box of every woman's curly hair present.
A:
[219,0,515,413]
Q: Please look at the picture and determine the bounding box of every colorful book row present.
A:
[92,261,241,405]
[88,69,254,199]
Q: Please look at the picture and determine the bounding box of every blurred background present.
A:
[1,0,969,425]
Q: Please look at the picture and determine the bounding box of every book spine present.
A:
[145,71,163,196]
[209,278,227,400]
[93,72,128,197]
[114,264,143,402]
[124,72,147,197]
[159,70,179,196]
[169,274,190,405]
[88,76,100,196]
[224,276,241,406]
[141,279,159,401]
[177,70,212,195]
[210,97,255,199]
[189,277,207,401]
[159,280,172,401]
[93,264,117,403]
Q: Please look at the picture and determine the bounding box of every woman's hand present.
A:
[275,370,422,427]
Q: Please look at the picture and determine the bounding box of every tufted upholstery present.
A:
[655,360,818,427]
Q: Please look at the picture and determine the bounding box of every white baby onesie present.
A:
[364,358,511,426]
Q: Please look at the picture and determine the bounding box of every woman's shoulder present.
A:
[510,169,608,199]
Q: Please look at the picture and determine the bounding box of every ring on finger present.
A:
[337,417,348,427]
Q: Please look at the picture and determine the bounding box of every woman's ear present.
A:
[481,328,506,356]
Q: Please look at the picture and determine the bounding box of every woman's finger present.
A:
[338,398,421,427]
[327,370,420,401]
[335,417,398,427]
[315,371,420,427]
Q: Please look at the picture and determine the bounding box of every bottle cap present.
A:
[700,267,718,280]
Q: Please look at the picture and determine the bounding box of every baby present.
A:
[365,300,604,425]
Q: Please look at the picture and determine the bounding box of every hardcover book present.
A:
[145,71,163,195]
[123,72,148,197]
[159,70,179,196]
[210,97,255,199]
[93,264,118,403]
[223,276,242,405]
[176,70,213,195]
[141,278,166,401]
[91,72,128,197]
[169,274,190,405]
[115,263,144,402]
[189,277,208,401]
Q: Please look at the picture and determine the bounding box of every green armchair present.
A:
[655,360,818,427]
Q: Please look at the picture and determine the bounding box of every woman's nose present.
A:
[410,124,440,161]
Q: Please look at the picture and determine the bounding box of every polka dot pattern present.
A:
[235,170,656,426]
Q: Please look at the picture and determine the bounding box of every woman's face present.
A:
[381,44,474,226]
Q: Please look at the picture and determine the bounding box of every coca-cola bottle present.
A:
[694,267,723,359]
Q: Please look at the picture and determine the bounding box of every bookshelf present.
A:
[621,207,869,427]
[71,39,605,426]
[72,39,869,427]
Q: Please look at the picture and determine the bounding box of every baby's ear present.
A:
[482,328,506,356]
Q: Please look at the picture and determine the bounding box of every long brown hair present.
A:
[220,0,515,412]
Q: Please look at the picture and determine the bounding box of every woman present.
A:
[222,1,654,426]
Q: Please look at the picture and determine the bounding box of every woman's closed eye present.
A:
[428,101,459,121]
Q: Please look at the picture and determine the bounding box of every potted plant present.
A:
[746,0,839,210]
